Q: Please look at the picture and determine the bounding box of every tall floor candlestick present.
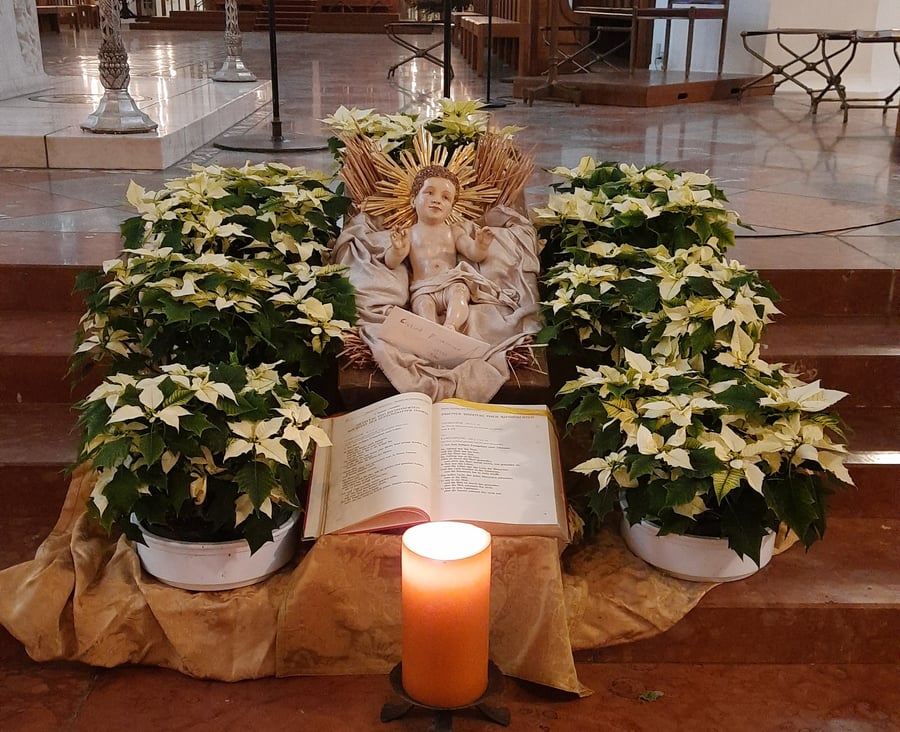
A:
[81,0,158,133]
[213,0,328,152]
[212,0,257,82]
[401,521,492,708]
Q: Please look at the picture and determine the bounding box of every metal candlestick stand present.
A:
[381,662,510,730]
[214,0,328,152]
[81,0,158,133]
[480,0,507,109]
[212,0,257,82]
[442,0,452,98]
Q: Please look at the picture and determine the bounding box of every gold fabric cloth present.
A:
[0,469,744,695]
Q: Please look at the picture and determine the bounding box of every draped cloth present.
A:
[0,468,732,695]
[332,206,542,403]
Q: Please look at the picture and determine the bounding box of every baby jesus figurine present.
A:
[385,165,495,332]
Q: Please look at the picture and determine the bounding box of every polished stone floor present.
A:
[1,25,899,732]
[3,27,899,254]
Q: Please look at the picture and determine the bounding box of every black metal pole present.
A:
[481,0,507,108]
[268,0,283,139]
[212,2,329,152]
[443,0,452,97]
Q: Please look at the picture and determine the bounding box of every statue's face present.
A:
[412,176,456,223]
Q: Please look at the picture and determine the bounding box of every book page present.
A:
[321,391,435,534]
[432,401,560,528]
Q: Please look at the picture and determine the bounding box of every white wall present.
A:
[651,0,771,75]
[651,0,900,95]
[2,0,49,100]
[763,0,899,94]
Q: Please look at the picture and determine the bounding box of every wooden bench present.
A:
[36,1,81,32]
[457,0,522,77]
[78,1,100,28]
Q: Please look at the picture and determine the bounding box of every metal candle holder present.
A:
[381,661,510,730]
[212,0,257,82]
[81,0,158,133]
[213,0,328,152]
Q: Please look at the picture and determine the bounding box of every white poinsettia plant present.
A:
[536,159,853,564]
[77,363,332,551]
[322,98,523,159]
[71,163,356,551]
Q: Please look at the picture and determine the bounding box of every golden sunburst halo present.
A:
[338,127,533,230]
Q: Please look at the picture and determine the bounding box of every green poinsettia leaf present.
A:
[687,321,715,356]
[665,476,707,507]
[242,515,276,555]
[98,468,142,529]
[236,460,278,509]
[614,278,659,313]
[139,430,167,467]
[685,275,719,298]
[588,480,618,521]
[120,216,146,250]
[160,224,184,251]
[714,382,764,413]
[592,422,624,458]
[90,436,133,469]
[179,412,217,438]
[719,492,770,565]
[686,447,721,477]
[568,391,606,426]
[159,298,196,324]
[763,472,827,549]
[712,467,742,501]
[162,387,194,408]
[629,453,658,480]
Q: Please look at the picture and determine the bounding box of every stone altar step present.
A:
[3,308,897,405]
[583,517,899,666]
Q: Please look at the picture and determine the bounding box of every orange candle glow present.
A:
[401,521,492,708]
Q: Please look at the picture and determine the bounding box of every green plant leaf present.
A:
[241,514,277,554]
[139,430,166,467]
[712,467,742,501]
[629,454,658,480]
[98,469,142,529]
[719,491,770,564]
[236,460,278,508]
[614,278,659,313]
[568,391,606,426]
[763,472,826,549]
[178,412,216,438]
[715,382,764,413]
[89,436,132,469]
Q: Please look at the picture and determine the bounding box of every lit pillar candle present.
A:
[401,521,492,708]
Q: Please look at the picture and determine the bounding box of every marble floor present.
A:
[1,25,899,732]
[2,26,898,264]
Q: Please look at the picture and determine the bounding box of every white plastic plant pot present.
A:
[133,512,301,591]
[620,514,775,583]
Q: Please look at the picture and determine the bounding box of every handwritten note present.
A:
[381,308,491,367]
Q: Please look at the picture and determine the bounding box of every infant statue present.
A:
[385,165,495,332]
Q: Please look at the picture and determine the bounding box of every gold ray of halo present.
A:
[337,127,533,230]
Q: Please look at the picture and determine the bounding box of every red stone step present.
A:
[756,268,898,318]
[761,316,900,407]
[129,10,259,31]
[0,231,121,312]
[0,311,95,403]
[582,516,899,665]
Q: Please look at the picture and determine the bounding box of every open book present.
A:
[303,392,568,541]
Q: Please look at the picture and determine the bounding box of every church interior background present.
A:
[1,0,898,728]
